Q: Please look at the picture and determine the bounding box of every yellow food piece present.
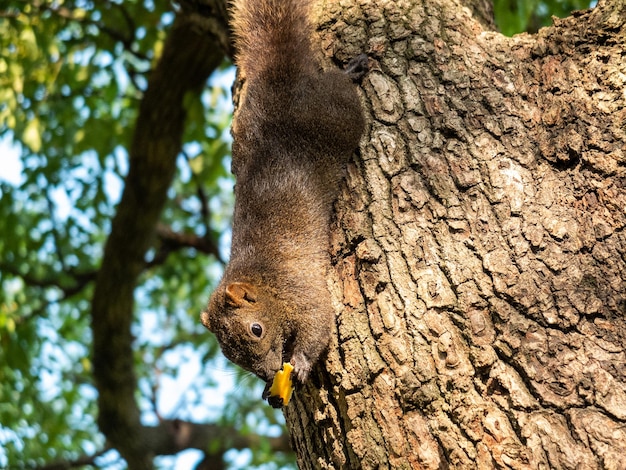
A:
[268,362,294,407]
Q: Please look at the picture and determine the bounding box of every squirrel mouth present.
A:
[262,336,296,402]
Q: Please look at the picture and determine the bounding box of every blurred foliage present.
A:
[0,0,597,468]
[0,0,288,468]
[494,0,595,36]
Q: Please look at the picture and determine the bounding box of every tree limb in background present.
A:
[89,3,229,467]
[32,421,291,470]
[32,448,113,470]
[153,223,224,265]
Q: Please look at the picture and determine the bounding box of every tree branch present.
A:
[153,223,223,264]
[143,419,292,456]
[31,421,291,470]
[89,5,229,469]
[181,148,223,262]
[31,448,112,470]
[0,220,217,325]
[175,0,233,57]
[0,262,97,299]
[19,0,151,62]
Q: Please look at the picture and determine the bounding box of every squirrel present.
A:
[201,0,367,402]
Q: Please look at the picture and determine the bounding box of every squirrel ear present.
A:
[225,282,257,308]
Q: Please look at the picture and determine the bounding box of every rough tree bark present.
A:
[286,0,626,468]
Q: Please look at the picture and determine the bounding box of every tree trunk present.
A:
[286,0,626,468]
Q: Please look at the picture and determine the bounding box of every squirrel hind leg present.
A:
[344,54,369,83]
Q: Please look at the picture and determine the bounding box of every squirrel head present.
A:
[202,281,287,382]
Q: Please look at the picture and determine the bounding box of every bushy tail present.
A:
[230,0,314,79]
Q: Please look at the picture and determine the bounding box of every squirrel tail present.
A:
[230,0,315,80]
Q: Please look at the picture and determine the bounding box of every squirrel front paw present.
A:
[290,351,313,383]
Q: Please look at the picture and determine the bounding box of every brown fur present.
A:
[202,0,365,386]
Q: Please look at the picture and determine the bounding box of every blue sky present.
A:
[0,134,22,185]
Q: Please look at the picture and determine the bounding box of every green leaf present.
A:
[22,118,41,152]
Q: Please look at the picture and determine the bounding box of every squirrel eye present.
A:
[250,322,263,338]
